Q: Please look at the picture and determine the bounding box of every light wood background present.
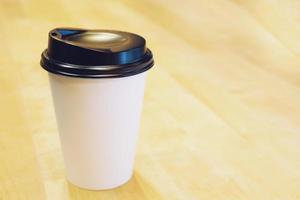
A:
[1,0,300,199]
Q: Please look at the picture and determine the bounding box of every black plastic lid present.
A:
[40,28,154,78]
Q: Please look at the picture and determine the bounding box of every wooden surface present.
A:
[1,0,300,199]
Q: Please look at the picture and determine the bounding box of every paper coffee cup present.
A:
[40,28,154,190]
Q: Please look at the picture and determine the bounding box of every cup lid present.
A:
[40,28,154,78]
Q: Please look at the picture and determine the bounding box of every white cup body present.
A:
[48,72,147,190]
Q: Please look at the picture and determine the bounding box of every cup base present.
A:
[66,173,133,191]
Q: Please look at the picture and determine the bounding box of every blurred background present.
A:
[1,0,300,199]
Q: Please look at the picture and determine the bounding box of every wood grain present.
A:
[0,0,299,199]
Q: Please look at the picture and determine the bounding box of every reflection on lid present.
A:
[65,32,128,50]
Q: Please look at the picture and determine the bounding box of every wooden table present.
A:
[1,0,300,199]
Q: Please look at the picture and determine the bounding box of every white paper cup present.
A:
[49,72,147,190]
[40,28,154,190]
